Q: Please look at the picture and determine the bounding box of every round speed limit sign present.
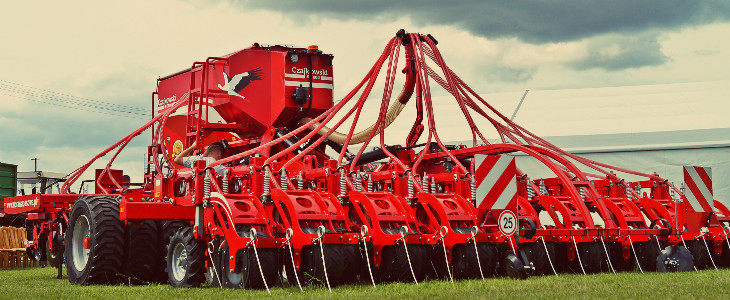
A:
[498,210,517,236]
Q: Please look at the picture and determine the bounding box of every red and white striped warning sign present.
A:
[683,166,714,212]
[474,154,517,211]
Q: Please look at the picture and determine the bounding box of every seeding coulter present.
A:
[4,29,730,289]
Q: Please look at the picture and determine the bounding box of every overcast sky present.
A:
[1,0,729,186]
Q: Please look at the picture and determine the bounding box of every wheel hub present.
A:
[72,215,91,272]
[172,243,189,281]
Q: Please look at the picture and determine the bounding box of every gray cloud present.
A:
[235,0,730,44]
[569,33,670,71]
[0,65,155,176]
[483,65,537,84]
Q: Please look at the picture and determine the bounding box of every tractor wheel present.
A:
[522,241,557,275]
[376,244,428,283]
[48,229,65,269]
[122,220,160,284]
[153,220,188,283]
[295,244,345,286]
[657,244,694,272]
[166,227,206,287]
[65,196,124,285]
[685,240,711,269]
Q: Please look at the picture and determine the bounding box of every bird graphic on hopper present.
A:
[218,68,264,100]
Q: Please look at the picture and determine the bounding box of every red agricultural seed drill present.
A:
[3,30,730,290]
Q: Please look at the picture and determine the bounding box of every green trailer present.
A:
[0,162,18,217]
[0,162,17,201]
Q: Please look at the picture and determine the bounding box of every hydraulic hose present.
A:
[298,51,416,145]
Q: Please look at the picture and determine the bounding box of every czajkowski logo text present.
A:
[5,198,38,209]
[291,67,329,76]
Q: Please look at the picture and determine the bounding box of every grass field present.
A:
[2,266,730,299]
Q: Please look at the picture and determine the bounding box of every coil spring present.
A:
[204,170,211,199]
[625,184,633,200]
[407,171,414,198]
[222,169,229,194]
[579,187,585,201]
[670,182,676,200]
[423,174,429,193]
[526,176,535,200]
[353,173,362,192]
[263,168,271,195]
[471,176,477,201]
[431,177,437,194]
[339,169,346,197]
[367,174,373,192]
[539,180,548,195]
[635,182,642,196]
[280,169,288,190]
[298,171,304,190]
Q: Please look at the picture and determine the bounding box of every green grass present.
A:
[2,267,730,299]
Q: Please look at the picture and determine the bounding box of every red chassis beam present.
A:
[120,201,195,221]
[3,194,78,215]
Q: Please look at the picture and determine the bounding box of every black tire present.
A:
[287,244,345,287]
[347,242,377,284]
[718,239,730,267]
[376,244,428,283]
[340,244,363,284]
[685,239,711,270]
[122,220,160,284]
[634,237,664,272]
[607,242,634,272]
[552,242,571,273]
[450,243,482,280]
[522,241,557,275]
[166,227,206,288]
[571,242,604,274]
[476,243,499,277]
[428,245,449,280]
[153,220,188,283]
[220,244,279,289]
[65,196,125,285]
